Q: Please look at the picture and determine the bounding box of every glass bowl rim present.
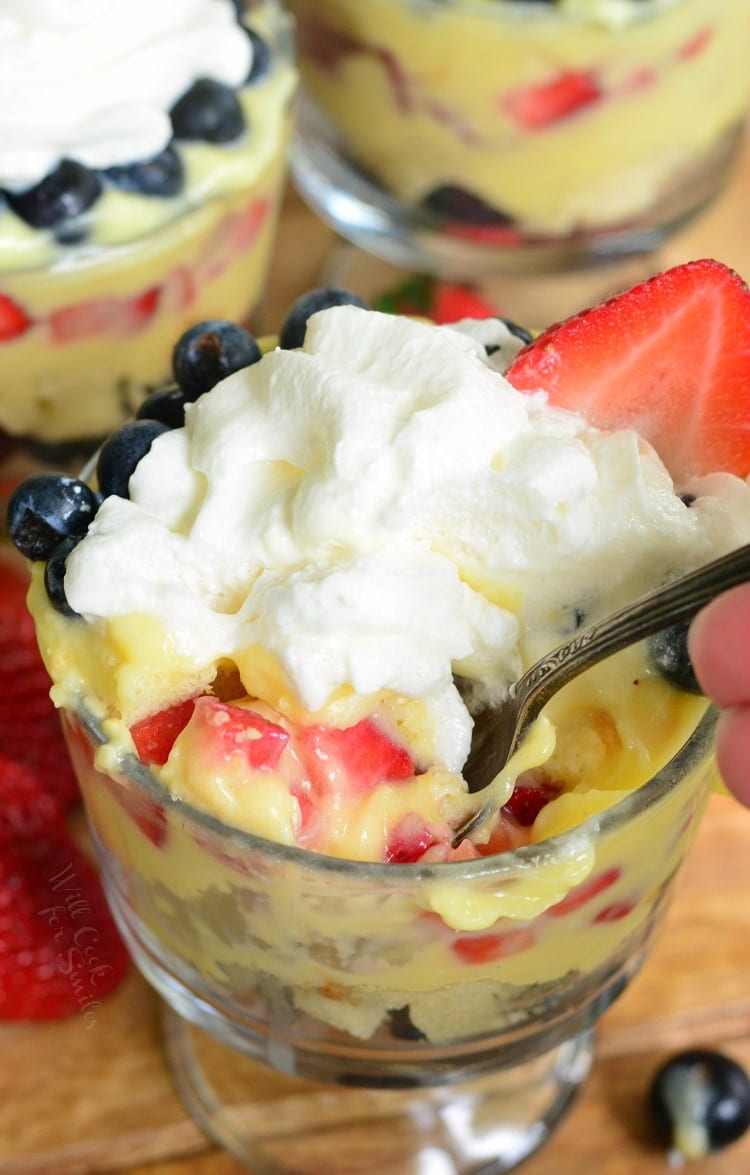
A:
[74,695,718,883]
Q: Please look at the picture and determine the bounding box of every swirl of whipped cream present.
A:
[63,307,750,771]
[0,0,252,190]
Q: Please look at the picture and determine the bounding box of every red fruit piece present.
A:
[119,286,162,336]
[299,718,414,797]
[502,771,562,827]
[190,697,289,771]
[0,559,79,813]
[0,293,32,341]
[49,297,117,343]
[130,697,197,766]
[431,283,498,325]
[506,259,750,484]
[504,70,601,131]
[546,867,622,918]
[384,813,436,864]
[452,927,535,965]
[0,755,65,845]
[0,831,129,1021]
[101,773,168,848]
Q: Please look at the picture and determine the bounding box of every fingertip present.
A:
[715,705,750,808]
[688,583,750,707]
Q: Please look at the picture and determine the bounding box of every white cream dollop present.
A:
[0,0,251,189]
[64,307,750,770]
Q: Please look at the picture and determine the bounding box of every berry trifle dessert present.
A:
[0,0,296,457]
[8,261,750,1096]
[288,0,750,272]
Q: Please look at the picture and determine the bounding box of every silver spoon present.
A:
[453,542,750,846]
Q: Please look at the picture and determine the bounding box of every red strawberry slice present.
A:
[0,831,129,1021]
[431,283,498,325]
[298,717,414,797]
[546,867,622,918]
[504,70,601,131]
[130,697,197,766]
[190,697,289,771]
[384,813,436,864]
[100,772,168,848]
[451,927,535,965]
[49,297,117,344]
[502,771,562,827]
[0,558,80,813]
[506,259,750,484]
[0,293,32,342]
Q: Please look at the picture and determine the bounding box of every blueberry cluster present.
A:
[6,286,369,617]
[1,14,272,240]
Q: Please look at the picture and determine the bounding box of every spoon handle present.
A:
[513,542,750,735]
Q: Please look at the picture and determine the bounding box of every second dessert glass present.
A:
[0,0,296,466]
[61,691,718,1174]
[287,0,750,277]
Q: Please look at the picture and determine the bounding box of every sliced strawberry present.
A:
[0,293,32,342]
[546,867,622,918]
[119,286,162,336]
[298,717,414,797]
[384,813,435,864]
[504,70,601,131]
[231,196,270,251]
[0,831,129,1021]
[0,559,79,813]
[130,698,197,766]
[49,297,117,344]
[451,927,535,965]
[431,283,498,325]
[189,697,289,771]
[100,773,168,848]
[502,771,562,827]
[506,259,750,484]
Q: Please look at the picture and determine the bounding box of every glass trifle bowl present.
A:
[0,0,296,473]
[59,698,717,1174]
[286,0,750,276]
[13,260,750,1172]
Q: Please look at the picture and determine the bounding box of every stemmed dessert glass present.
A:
[61,693,718,1174]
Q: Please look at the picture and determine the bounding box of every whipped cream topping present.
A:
[0,0,252,189]
[65,307,750,770]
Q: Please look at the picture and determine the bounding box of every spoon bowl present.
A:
[454,542,750,845]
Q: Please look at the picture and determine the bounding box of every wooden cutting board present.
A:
[6,137,750,1175]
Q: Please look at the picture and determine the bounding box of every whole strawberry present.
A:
[0,832,129,1021]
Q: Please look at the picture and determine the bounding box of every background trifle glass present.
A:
[287,0,750,276]
[59,693,718,1175]
[0,0,296,477]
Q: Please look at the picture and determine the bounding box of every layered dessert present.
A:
[0,0,296,448]
[288,0,750,266]
[10,260,750,1049]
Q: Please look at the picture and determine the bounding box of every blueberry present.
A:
[44,535,83,618]
[647,620,703,694]
[388,1007,426,1042]
[170,79,246,144]
[7,473,99,562]
[245,28,271,85]
[649,1049,750,1161]
[422,185,515,227]
[279,287,370,350]
[6,159,102,229]
[104,146,184,198]
[172,320,262,398]
[96,420,170,499]
[137,384,192,428]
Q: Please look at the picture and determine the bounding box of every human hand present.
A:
[689,583,750,806]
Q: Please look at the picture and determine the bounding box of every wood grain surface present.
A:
[5,131,750,1175]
